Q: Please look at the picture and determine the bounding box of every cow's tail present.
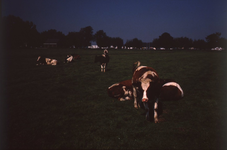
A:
[132,61,141,73]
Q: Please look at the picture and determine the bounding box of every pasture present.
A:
[5,48,227,149]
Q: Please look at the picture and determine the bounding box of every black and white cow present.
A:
[65,54,81,63]
[132,61,161,123]
[36,56,58,66]
[94,50,110,72]
[107,79,133,101]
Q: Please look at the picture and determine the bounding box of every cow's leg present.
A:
[143,102,150,121]
[103,63,106,72]
[154,99,159,123]
[101,64,103,72]
[132,86,139,108]
[119,97,125,101]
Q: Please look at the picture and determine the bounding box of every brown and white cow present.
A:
[132,61,160,123]
[107,79,133,101]
[157,79,184,102]
[36,56,58,66]
[94,50,110,72]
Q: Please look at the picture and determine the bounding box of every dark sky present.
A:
[2,0,227,43]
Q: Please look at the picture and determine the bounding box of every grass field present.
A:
[5,48,227,149]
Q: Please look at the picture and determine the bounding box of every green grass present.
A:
[6,48,227,149]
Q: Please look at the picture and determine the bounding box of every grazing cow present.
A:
[36,56,58,66]
[94,50,110,72]
[65,54,81,63]
[107,79,133,101]
[132,61,160,123]
[157,79,184,102]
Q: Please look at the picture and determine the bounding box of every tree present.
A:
[65,32,82,48]
[40,29,66,47]
[125,38,143,48]
[152,38,160,48]
[94,30,124,48]
[174,37,193,49]
[218,37,227,49]
[158,32,174,48]
[205,32,221,48]
[94,30,109,47]
[79,26,93,47]
[193,39,207,50]
[111,37,123,48]
[152,32,174,49]
[3,15,40,48]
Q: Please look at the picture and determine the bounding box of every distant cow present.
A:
[65,54,81,63]
[36,56,58,66]
[94,50,110,72]
[107,79,133,101]
[132,61,160,122]
[157,79,184,102]
[72,54,81,60]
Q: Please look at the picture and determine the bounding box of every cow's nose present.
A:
[142,98,148,102]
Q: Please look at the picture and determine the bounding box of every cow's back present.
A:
[132,66,159,84]
[159,82,184,101]
[119,79,132,88]
[107,83,124,98]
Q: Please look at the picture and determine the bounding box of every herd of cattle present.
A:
[36,50,109,73]
[36,54,81,65]
[108,61,184,123]
[36,50,183,123]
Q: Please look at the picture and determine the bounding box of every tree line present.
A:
[3,15,227,50]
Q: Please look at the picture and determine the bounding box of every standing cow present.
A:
[107,79,133,101]
[36,56,58,66]
[94,49,110,72]
[132,61,161,123]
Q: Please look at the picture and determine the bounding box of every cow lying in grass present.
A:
[107,79,133,101]
[157,79,184,102]
[107,76,184,123]
[36,56,58,66]
[65,54,81,63]
[108,78,184,102]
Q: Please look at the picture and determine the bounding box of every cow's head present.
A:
[134,80,158,103]
[104,49,108,55]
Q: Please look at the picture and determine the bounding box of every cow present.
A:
[65,54,81,63]
[132,61,161,123]
[157,79,184,102]
[107,79,133,101]
[94,50,110,72]
[73,54,81,60]
[36,56,58,66]
[65,55,73,63]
